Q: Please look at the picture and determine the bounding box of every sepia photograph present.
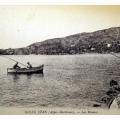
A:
[0,5,120,115]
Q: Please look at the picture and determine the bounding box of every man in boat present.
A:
[27,62,32,69]
[13,62,20,69]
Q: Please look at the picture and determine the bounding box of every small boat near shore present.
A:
[7,64,44,74]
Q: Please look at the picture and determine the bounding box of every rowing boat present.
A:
[7,64,44,74]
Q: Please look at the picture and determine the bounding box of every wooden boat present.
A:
[7,64,44,74]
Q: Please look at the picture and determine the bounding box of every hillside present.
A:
[1,27,120,55]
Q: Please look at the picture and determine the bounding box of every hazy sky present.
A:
[0,5,120,49]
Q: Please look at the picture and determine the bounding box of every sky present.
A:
[0,5,120,49]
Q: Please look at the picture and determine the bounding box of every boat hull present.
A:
[7,65,44,74]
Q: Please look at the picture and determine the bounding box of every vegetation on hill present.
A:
[1,27,120,55]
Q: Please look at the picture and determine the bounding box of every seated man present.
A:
[27,62,32,69]
[13,62,20,69]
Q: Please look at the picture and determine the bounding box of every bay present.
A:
[0,54,119,108]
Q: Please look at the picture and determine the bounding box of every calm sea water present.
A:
[0,54,120,108]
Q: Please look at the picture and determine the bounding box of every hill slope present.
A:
[2,27,120,55]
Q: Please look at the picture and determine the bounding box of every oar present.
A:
[0,55,27,67]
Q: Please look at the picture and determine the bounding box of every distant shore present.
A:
[1,27,120,55]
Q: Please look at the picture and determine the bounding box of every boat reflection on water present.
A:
[13,74,20,81]
[7,73,44,82]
